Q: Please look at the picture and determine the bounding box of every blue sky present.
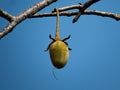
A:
[0,0,120,90]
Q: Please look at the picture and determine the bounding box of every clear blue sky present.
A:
[0,0,120,90]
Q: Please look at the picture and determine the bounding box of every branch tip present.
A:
[73,0,100,23]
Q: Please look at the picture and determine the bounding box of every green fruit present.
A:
[49,40,69,69]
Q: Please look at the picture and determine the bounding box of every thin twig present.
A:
[73,0,100,23]
[30,10,120,21]
[84,10,120,21]
[0,9,14,22]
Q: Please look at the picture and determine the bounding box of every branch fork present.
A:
[0,0,57,39]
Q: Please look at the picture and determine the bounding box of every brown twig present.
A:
[84,10,120,21]
[30,10,120,21]
[72,0,100,23]
[0,9,14,22]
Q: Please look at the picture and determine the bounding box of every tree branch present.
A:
[0,9,14,22]
[0,0,120,39]
[84,10,120,21]
[30,10,120,21]
[73,0,100,23]
[29,2,120,21]
[0,0,57,39]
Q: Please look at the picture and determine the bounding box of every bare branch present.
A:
[73,0,100,23]
[0,9,14,22]
[0,0,120,39]
[0,21,17,38]
[30,10,120,21]
[0,0,57,39]
[84,10,120,21]
[83,0,100,10]
[52,5,82,12]
[58,5,81,11]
